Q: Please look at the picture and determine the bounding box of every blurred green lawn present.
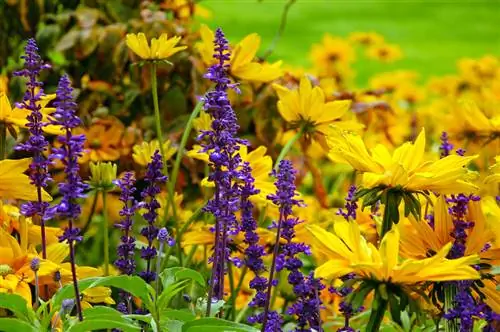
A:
[202,0,500,86]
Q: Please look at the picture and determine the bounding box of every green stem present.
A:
[366,290,389,332]
[0,123,6,160]
[274,126,304,170]
[102,190,109,276]
[227,264,236,321]
[184,244,198,267]
[444,283,458,332]
[166,101,203,263]
[169,100,203,200]
[224,264,248,321]
[380,192,392,240]
[150,63,182,265]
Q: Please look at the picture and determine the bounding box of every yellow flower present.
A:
[192,111,213,133]
[399,196,498,260]
[132,140,177,166]
[348,32,385,46]
[0,203,61,247]
[187,144,274,204]
[273,76,354,146]
[125,33,186,61]
[81,286,116,309]
[0,229,58,306]
[0,158,52,201]
[78,120,124,163]
[196,25,282,82]
[307,221,480,283]
[366,43,403,62]
[453,99,500,138]
[0,92,61,136]
[311,34,355,67]
[327,127,478,194]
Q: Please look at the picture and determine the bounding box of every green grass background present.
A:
[202,0,500,86]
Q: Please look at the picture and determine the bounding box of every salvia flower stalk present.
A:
[47,74,88,321]
[261,159,306,331]
[198,27,247,314]
[140,150,168,283]
[114,171,139,313]
[14,38,52,259]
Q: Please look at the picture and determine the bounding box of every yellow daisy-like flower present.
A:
[399,195,499,261]
[196,25,282,82]
[125,33,187,61]
[0,92,61,136]
[348,31,385,46]
[307,221,480,283]
[366,43,403,63]
[0,229,58,306]
[0,203,62,247]
[81,286,116,309]
[0,158,52,201]
[192,111,213,133]
[132,140,177,166]
[327,127,478,194]
[272,76,355,146]
[310,34,355,71]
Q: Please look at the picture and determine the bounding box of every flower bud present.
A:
[89,162,117,191]
[30,257,40,272]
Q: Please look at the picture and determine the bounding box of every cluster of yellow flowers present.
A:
[0,7,499,330]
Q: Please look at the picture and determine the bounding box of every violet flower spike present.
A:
[198,27,247,315]
[139,150,167,283]
[14,38,52,259]
[48,74,88,321]
[261,160,306,332]
[114,171,139,313]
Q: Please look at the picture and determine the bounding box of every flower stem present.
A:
[444,283,459,332]
[156,241,165,295]
[274,126,304,170]
[366,289,388,332]
[68,225,83,321]
[262,209,284,331]
[33,271,39,309]
[0,123,6,160]
[102,190,109,276]
[150,63,182,265]
[380,192,392,239]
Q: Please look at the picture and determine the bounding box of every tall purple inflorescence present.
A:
[114,171,139,314]
[239,162,268,317]
[47,74,88,321]
[14,38,52,259]
[198,27,247,314]
[115,172,139,276]
[260,160,324,332]
[139,150,167,283]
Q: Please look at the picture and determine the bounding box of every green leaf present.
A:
[388,293,402,326]
[160,309,196,322]
[82,306,128,320]
[125,314,159,332]
[66,319,141,332]
[87,275,152,304]
[182,318,260,332]
[157,279,190,309]
[160,267,206,288]
[52,277,100,309]
[0,293,35,322]
[0,318,37,332]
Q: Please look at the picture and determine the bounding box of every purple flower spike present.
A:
[198,27,248,315]
[47,74,87,322]
[114,172,139,276]
[139,150,167,283]
[14,38,52,259]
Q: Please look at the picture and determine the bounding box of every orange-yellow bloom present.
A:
[126,33,186,61]
[327,127,478,194]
